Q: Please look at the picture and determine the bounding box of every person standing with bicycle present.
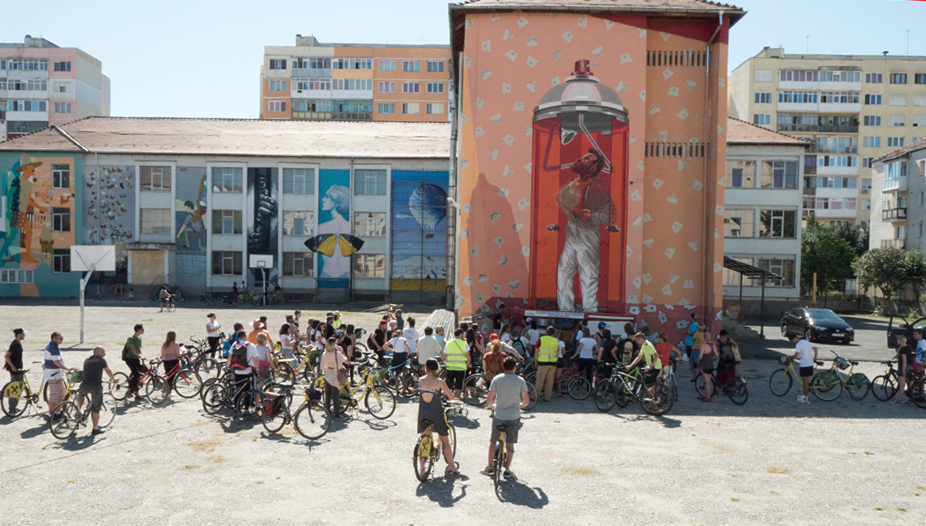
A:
[77,347,117,435]
[229,330,259,414]
[160,331,181,403]
[485,357,528,479]
[788,333,817,404]
[626,333,662,386]
[321,337,350,421]
[442,329,470,398]
[4,329,26,410]
[123,324,145,403]
[715,330,738,392]
[418,358,459,475]
[206,313,221,358]
[893,335,914,405]
[44,332,74,418]
[696,328,715,403]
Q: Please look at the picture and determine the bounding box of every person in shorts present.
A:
[485,357,529,479]
[77,347,117,435]
[789,333,817,404]
[442,329,471,398]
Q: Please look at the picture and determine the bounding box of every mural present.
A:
[391,170,449,291]
[174,167,207,285]
[84,166,135,277]
[314,169,351,288]
[246,168,278,288]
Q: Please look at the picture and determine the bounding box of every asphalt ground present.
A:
[0,303,923,525]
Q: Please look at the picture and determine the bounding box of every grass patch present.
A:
[731,497,740,502]
[186,437,221,453]
[769,491,780,495]
[185,465,200,470]
[560,465,601,476]
[898,507,907,512]
[767,467,791,474]
[863,451,874,455]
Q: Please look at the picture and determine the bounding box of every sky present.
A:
[2,0,924,119]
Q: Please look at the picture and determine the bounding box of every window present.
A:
[52,249,70,273]
[919,193,924,207]
[896,225,906,240]
[54,82,68,93]
[890,73,908,84]
[53,61,71,72]
[211,210,243,234]
[754,70,773,82]
[426,82,444,94]
[140,166,171,192]
[866,73,883,84]
[402,82,420,94]
[353,254,385,278]
[819,70,861,83]
[754,93,771,104]
[354,212,386,237]
[355,169,387,195]
[140,209,171,235]
[426,103,444,115]
[309,57,331,69]
[723,256,754,286]
[864,94,882,105]
[7,100,47,112]
[779,70,819,82]
[819,91,860,104]
[864,200,871,211]
[52,164,70,189]
[268,101,286,112]
[379,60,396,71]
[211,167,243,193]
[212,251,243,275]
[914,117,926,128]
[759,210,797,238]
[52,208,70,232]
[331,78,372,91]
[0,269,34,284]
[7,59,47,71]
[761,161,798,189]
[863,115,882,126]
[377,103,395,114]
[8,79,48,91]
[753,114,771,125]
[426,60,445,72]
[294,79,309,91]
[358,59,373,70]
[402,60,420,72]
[863,137,881,148]
[378,81,396,93]
[283,252,314,277]
[915,74,926,85]
[757,258,795,287]
[890,95,907,106]
[269,80,287,91]
[283,168,315,194]
[888,137,906,148]
[269,59,286,70]
[920,223,924,239]
[890,116,906,127]
[723,210,754,238]
[401,103,420,115]
[916,96,926,107]
[282,211,314,236]
[54,103,71,113]
[777,91,817,104]
[309,78,331,91]
[724,160,756,188]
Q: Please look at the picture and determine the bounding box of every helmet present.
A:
[598,321,607,329]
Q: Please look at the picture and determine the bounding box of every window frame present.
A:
[353,166,389,196]
[402,60,421,72]
[211,167,244,193]
[282,167,316,195]
[211,251,243,276]
[51,207,71,233]
[138,165,173,193]
[52,249,71,273]
[282,252,314,277]
[353,254,386,279]
[282,211,315,237]
[378,103,395,114]
[890,73,908,84]
[211,210,243,235]
[51,164,70,189]
[139,208,172,235]
[759,209,797,239]
[353,212,387,237]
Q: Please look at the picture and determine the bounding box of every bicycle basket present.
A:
[834,357,850,370]
[778,356,790,365]
[69,370,84,383]
[307,386,323,402]
[262,393,282,416]
[445,400,465,417]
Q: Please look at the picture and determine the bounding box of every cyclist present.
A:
[4,328,25,385]
[123,324,145,403]
[893,335,913,405]
[403,317,420,363]
[715,330,738,390]
[255,333,273,379]
[485,357,529,479]
[45,332,74,418]
[625,332,662,386]
[570,329,599,384]
[278,323,297,369]
[321,337,350,421]
[788,333,816,404]
[696,327,715,402]
[248,319,273,348]
[368,319,388,365]
[229,330,259,414]
[76,347,117,435]
[596,329,618,381]
[442,329,471,398]
[160,331,181,403]
[418,358,459,475]
[654,332,682,379]
[417,327,443,367]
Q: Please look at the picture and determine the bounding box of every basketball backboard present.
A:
[70,245,116,272]
[249,254,274,269]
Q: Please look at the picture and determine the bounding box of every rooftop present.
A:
[875,138,926,164]
[451,0,742,15]
[0,117,452,159]
[725,117,809,147]
[0,35,58,49]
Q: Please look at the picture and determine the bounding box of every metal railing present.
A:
[777,124,858,133]
[882,208,907,221]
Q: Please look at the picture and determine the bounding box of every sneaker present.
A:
[891,399,905,405]
[797,395,805,404]
[333,415,347,421]
[803,398,810,404]
[503,469,513,479]
[91,427,105,436]
[483,465,495,476]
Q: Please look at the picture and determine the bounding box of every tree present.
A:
[902,251,926,313]
[834,222,869,258]
[801,217,857,295]
[853,248,906,313]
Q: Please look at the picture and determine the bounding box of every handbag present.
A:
[336,365,349,387]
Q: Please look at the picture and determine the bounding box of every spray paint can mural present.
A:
[529,60,628,313]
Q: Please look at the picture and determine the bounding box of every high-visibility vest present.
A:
[445,339,468,371]
[537,335,559,364]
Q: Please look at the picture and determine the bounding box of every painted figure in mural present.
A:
[554,149,618,312]
[1,159,50,264]
[176,200,205,251]
[247,173,277,255]
[318,185,351,279]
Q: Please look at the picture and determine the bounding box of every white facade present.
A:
[871,145,926,252]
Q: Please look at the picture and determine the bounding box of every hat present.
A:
[380,319,388,324]
[12,328,25,335]
[718,329,729,338]
[335,330,345,337]
[597,321,607,329]
[327,315,334,320]
[525,317,532,322]
[489,333,499,341]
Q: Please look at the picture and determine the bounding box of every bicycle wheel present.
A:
[524,372,537,387]
[261,400,287,434]
[462,374,489,407]
[110,372,130,401]
[414,435,435,482]
[275,363,295,384]
[168,302,176,313]
[293,402,331,440]
[173,368,203,398]
[301,365,317,385]
[641,383,673,415]
[811,372,843,401]
[493,439,504,488]
[594,382,615,413]
[49,401,79,439]
[98,393,117,428]
[201,382,226,415]
[768,368,793,397]
[1,380,29,418]
[365,385,396,419]
[871,374,897,402]
[194,358,220,381]
[145,376,168,405]
[845,373,870,401]
[567,375,591,400]
[524,381,538,411]
[235,389,264,418]
[615,381,631,408]
[695,374,706,396]
[727,378,749,406]
[396,370,419,398]
[448,423,457,457]
[911,379,926,409]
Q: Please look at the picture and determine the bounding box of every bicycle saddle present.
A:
[815,360,824,366]
[16,368,29,374]
[850,361,859,366]
[421,419,435,427]
[276,383,294,390]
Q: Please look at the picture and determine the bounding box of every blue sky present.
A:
[2,0,923,119]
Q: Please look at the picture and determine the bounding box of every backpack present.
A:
[616,338,636,364]
[511,338,527,358]
[229,343,250,370]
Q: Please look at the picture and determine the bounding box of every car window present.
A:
[807,309,841,322]
[789,309,802,317]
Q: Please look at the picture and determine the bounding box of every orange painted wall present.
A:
[260,77,292,119]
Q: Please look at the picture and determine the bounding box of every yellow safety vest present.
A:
[445,339,468,371]
[538,335,559,364]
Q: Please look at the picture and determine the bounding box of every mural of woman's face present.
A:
[321,191,336,212]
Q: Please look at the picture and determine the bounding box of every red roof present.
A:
[726,118,808,147]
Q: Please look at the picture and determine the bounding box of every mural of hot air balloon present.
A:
[390,172,449,292]
[408,183,448,239]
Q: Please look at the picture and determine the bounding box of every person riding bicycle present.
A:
[418,358,459,475]
[485,357,529,479]
[715,330,738,390]
[442,329,471,398]
[77,347,117,435]
[625,332,662,386]
[123,324,145,403]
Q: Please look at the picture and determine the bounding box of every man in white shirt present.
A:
[789,333,817,404]
[417,327,443,365]
[403,317,420,362]
[230,330,260,413]
[570,333,599,385]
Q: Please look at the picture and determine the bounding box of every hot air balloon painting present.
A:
[408,183,448,239]
[389,173,449,292]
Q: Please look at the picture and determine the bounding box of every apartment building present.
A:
[0,35,110,140]
[259,35,451,123]
[870,138,926,252]
[723,117,808,311]
[730,47,926,230]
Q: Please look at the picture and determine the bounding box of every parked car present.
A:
[780,308,855,344]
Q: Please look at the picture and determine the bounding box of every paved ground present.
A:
[0,303,924,525]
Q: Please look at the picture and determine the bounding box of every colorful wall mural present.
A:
[246,168,279,288]
[391,170,448,292]
[84,166,135,280]
[175,166,208,286]
[314,169,351,288]
[0,152,81,296]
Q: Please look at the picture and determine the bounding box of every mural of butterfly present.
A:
[304,234,365,257]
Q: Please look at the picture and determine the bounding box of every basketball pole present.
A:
[79,261,98,344]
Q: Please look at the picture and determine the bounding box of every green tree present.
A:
[902,251,926,313]
[834,222,869,258]
[853,248,906,313]
[801,216,857,295]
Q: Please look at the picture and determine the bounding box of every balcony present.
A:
[807,144,858,154]
[883,177,907,192]
[777,124,858,133]
[882,208,907,221]
[804,164,817,175]
[292,111,372,121]
[881,239,906,249]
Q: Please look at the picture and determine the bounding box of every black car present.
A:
[780,308,855,344]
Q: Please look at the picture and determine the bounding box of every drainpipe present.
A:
[702,11,724,326]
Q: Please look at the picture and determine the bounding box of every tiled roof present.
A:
[726,117,809,147]
[0,117,452,159]
[875,137,926,164]
[451,0,743,15]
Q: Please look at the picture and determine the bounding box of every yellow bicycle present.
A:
[1,364,72,418]
[414,400,462,481]
[313,360,395,419]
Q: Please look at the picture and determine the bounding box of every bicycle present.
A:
[201,368,273,418]
[413,400,462,482]
[819,351,871,401]
[694,366,749,405]
[49,381,117,439]
[595,365,674,415]
[274,345,320,385]
[871,360,910,402]
[312,359,396,419]
[768,356,830,398]
[221,295,238,308]
[260,382,332,440]
[1,362,57,418]
[490,419,521,488]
